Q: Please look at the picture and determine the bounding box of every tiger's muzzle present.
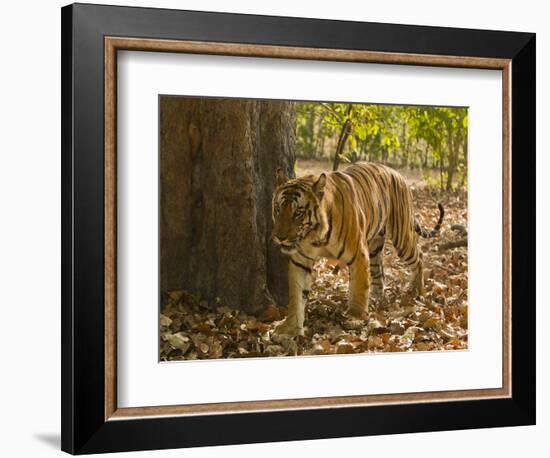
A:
[271,234,299,254]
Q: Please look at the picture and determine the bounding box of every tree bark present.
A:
[446,130,458,191]
[439,147,445,190]
[160,97,295,314]
[459,134,468,189]
[332,105,353,171]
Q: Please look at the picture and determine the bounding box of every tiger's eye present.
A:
[294,209,304,219]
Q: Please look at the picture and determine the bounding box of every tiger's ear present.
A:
[275,168,289,186]
[312,173,326,199]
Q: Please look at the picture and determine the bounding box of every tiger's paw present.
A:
[368,297,380,312]
[347,304,369,320]
[407,275,425,298]
[272,318,304,337]
[404,284,424,301]
[369,291,387,311]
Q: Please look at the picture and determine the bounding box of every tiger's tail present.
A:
[415,203,445,238]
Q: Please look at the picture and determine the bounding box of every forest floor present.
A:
[160,170,469,361]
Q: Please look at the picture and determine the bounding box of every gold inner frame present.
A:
[104,36,512,421]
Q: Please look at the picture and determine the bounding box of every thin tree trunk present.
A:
[332,105,353,171]
[446,131,459,191]
[460,135,468,189]
[439,150,444,191]
[423,144,430,169]
[401,121,409,167]
[306,108,315,157]
[360,140,367,161]
[319,136,326,159]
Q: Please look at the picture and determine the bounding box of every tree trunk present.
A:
[332,105,353,171]
[160,97,296,314]
[423,144,429,169]
[439,151,444,190]
[446,131,458,191]
[460,135,468,188]
[306,108,316,157]
[360,140,367,161]
[401,122,409,167]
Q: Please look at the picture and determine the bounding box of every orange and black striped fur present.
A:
[271,162,444,336]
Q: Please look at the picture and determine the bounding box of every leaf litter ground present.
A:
[160,187,468,361]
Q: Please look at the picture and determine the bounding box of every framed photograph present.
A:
[61,3,536,454]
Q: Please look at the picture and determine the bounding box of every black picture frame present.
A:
[61,3,535,454]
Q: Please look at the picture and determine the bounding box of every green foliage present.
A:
[295,102,468,190]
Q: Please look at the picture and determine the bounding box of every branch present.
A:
[438,239,467,251]
[450,224,468,236]
[319,103,342,120]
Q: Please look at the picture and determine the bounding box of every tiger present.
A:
[271,161,444,337]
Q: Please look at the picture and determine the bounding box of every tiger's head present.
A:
[271,168,328,255]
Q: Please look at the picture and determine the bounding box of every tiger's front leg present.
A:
[348,244,370,319]
[273,258,313,337]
